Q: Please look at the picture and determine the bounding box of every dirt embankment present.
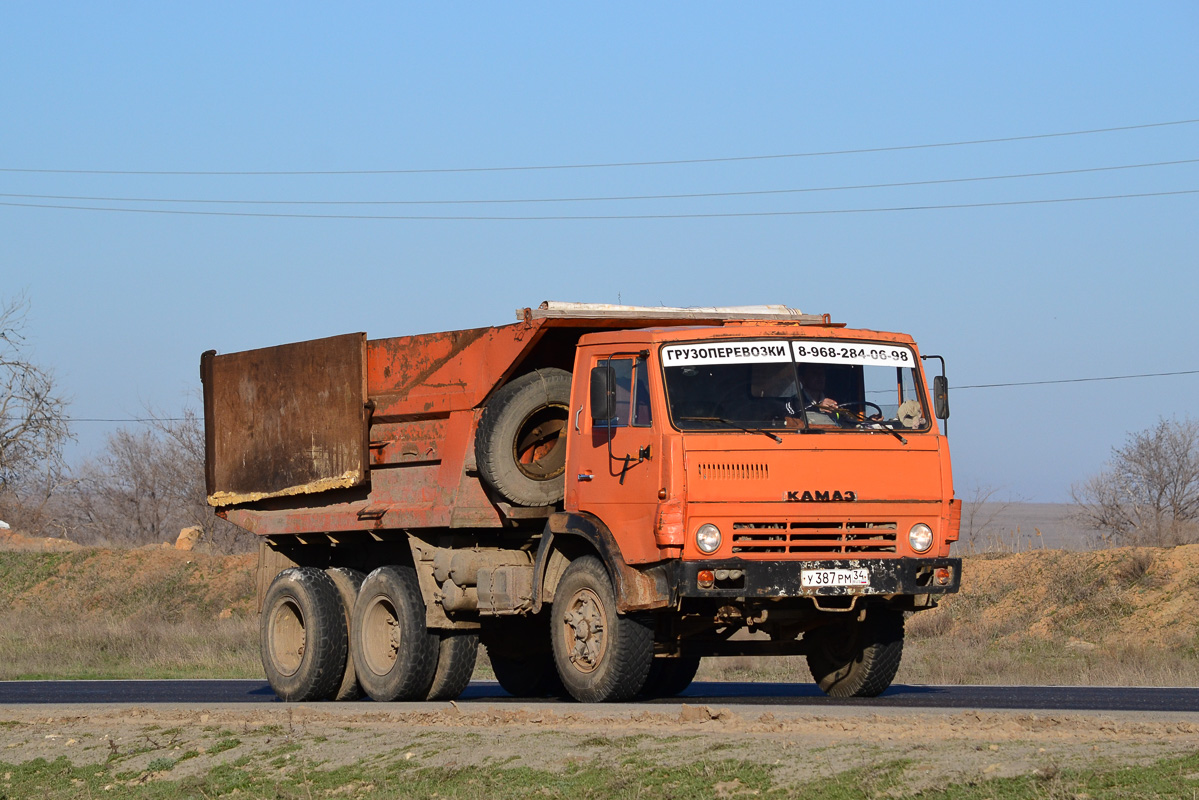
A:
[0,532,256,680]
[0,531,255,619]
[2,529,1199,686]
[888,545,1199,687]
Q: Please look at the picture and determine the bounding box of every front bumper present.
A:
[677,557,961,598]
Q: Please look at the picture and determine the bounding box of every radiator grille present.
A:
[696,463,769,480]
[731,521,897,555]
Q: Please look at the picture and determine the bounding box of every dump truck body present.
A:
[203,303,960,703]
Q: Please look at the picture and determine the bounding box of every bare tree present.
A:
[142,405,252,553]
[962,484,1017,541]
[0,294,72,492]
[72,427,189,545]
[1072,417,1199,546]
[0,295,73,530]
[69,406,252,552]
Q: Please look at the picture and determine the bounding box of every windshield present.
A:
[661,339,929,434]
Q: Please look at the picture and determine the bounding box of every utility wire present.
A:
[30,369,1199,425]
[955,369,1199,390]
[1,158,1194,207]
[1,119,1195,176]
[2,188,1196,220]
[60,417,188,422]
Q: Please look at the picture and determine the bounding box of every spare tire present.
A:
[475,368,571,506]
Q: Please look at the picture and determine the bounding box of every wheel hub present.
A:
[362,597,401,677]
[270,599,306,677]
[563,589,606,673]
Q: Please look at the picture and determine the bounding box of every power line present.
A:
[2,119,1195,176]
[1,158,1194,207]
[955,369,1199,390]
[2,188,1196,220]
[62,417,188,423]
[32,369,1199,425]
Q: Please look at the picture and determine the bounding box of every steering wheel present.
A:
[816,400,883,421]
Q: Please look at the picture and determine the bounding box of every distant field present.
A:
[954,501,1104,553]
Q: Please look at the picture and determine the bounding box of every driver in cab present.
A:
[776,363,840,419]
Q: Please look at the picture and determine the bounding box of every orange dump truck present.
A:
[202,302,960,703]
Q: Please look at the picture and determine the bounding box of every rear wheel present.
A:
[260,568,347,702]
[325,567,366,701]
[806,606,905,698]
[426,633,479,701]
[351,566,439,701]
[550,556,653,702]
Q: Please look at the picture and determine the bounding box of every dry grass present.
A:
[896,545,1199,686]
[3,541,1199,687]
[0,612,257,679]
[0,546,259,680]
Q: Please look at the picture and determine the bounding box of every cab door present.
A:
[570,351,662,563]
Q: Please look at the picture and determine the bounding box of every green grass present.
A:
[0,552,72,602]
[4,749,1199,799]
[206,737,240,755]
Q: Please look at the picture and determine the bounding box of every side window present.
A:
[594,358,633,427]
[632,357,652,427]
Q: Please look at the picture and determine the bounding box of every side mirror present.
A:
[933,375,950,420]
[590,365,614,424]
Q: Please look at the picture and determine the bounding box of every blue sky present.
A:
[2,3,1196,501]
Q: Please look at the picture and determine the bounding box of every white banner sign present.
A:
[661,341,791,366]
[792,340,914,368]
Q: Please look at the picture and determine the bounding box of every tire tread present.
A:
[260,567,348,703]
[475,368,572,506]
[550,556,653,703]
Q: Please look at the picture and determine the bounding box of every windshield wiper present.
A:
[678,416,783,444]
[859,420,908,445]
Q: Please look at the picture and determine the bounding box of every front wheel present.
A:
[639,656,701,699]
[805,606,905,698]
[483,616,564,698]
[550,556,653,702]
[490,650,564,698]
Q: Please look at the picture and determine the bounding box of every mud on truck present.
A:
[201,302,960,703]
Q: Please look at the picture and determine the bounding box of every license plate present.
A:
[801,568,869,588]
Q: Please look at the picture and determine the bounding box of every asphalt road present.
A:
[2,680,1198,713]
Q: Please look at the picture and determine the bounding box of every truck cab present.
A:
[551,324,958,697]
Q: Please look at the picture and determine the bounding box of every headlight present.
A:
[908,523,934,553]
[695,523,722,554]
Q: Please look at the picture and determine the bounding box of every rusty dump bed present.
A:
[201,333,370,506]
[201,303,830,526]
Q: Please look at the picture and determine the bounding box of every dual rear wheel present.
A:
[260,565,477,703]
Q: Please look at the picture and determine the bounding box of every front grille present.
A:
[731,521,897,556]
[696,462,769,480]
